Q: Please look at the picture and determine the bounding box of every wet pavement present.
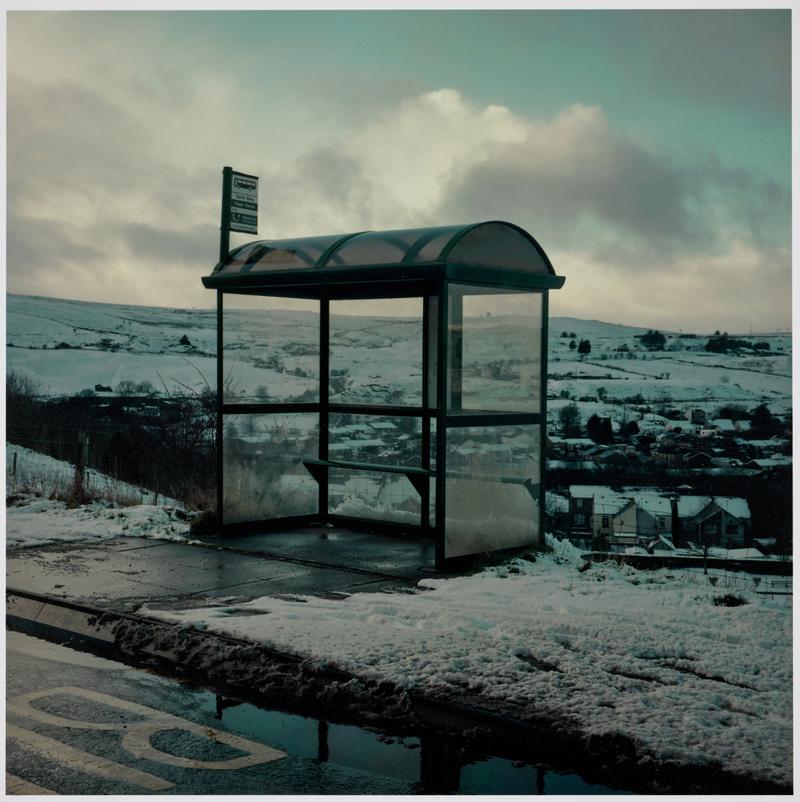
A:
[6,527,435,612]
[7,631,631,795]
[193,525,436,578]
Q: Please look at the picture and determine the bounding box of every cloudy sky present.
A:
[6,10,791,332]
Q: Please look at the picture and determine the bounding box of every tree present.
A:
[569,339,577,350]
[623,420,640,437]
[115,380,137,396]
[640,329,666,350]
[587,414,613,444]
[750,404,781,438]
[716,404,749,421]
[558,402,581,436]
[577,339,591,357]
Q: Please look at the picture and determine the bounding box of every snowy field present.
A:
[6,444,190,549]
[7,294,792,420]
[144,538,792,788]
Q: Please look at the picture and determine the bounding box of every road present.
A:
[6,631,418,795]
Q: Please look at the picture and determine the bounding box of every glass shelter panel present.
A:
[444,426,541,559]
[222,413,319,525]
[222,298,319,403]
[329,469,422,526]
[447,286,542,412]
[446,222,552,274]
[218,234,347,275]
[329,414,422,467]
[325,226,464,267]
[330,298,423,406]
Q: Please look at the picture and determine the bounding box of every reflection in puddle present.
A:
[200,693,633,794]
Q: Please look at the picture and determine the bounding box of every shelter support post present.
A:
[319,294,330,520]
[216,290,224,528]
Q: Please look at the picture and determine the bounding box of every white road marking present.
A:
[6,724,174,791]
[6,772,56,795]
[9,685,286,771]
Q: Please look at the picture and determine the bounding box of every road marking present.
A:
[6,772,56,795]
[9,686,286,771]
[6,724,174,791]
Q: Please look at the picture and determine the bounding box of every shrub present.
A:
[713,593,748,607]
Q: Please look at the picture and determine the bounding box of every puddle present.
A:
[196,692,634,794]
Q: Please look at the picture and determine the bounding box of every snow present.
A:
[7,443,179,506]
[713,497,752,521]
[6,444,194,549]
[5,496,193,549]
[142,536,792,787]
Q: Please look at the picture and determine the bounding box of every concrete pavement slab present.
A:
[7,530,428,613]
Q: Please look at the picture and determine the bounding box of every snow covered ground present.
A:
[6,444,191,549]
[5,496,192,549]
[143,537,792,788]
[7,294,792,421]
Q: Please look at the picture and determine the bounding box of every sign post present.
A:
[219,166,259,263]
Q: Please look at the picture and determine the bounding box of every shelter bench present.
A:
[303,458,434,496]
[303,459,538,501]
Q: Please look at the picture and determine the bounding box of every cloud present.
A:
[5,41,790,330]
[437,103,789,263]
[550,239,791,334]
[627,11,791,115]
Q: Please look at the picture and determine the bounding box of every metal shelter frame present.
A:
[203,221,565,569]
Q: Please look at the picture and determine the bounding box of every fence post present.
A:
[82,434,89,483]
[12,451,17,478]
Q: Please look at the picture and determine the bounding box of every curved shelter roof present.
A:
[203,220,564,297]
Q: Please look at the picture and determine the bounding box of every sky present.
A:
[5,9,792,332]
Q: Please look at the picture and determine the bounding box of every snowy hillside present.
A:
[6,443,190,549]
[6,294,792,420]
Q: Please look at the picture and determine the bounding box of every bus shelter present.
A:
[202,221,565,569]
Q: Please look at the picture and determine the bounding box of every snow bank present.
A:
[143,536,792,787]
[5,495,193,549]
[6,444,193,549]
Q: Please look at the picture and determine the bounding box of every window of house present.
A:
[657,517,665,529]
[602,515,609,528]
[575,512,585,525]
[704,523,717,534]
[726,523,738,535]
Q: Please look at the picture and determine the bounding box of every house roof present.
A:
[569,485,613,499]
[747,457,792,469]
[711,419,736,431]
[676,496,713,518]
[594,494,634,516]
[714,497,751,520]
[683,495,751,522]
[631,492,672,516]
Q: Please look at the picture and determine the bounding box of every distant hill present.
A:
[6,294,792,417]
